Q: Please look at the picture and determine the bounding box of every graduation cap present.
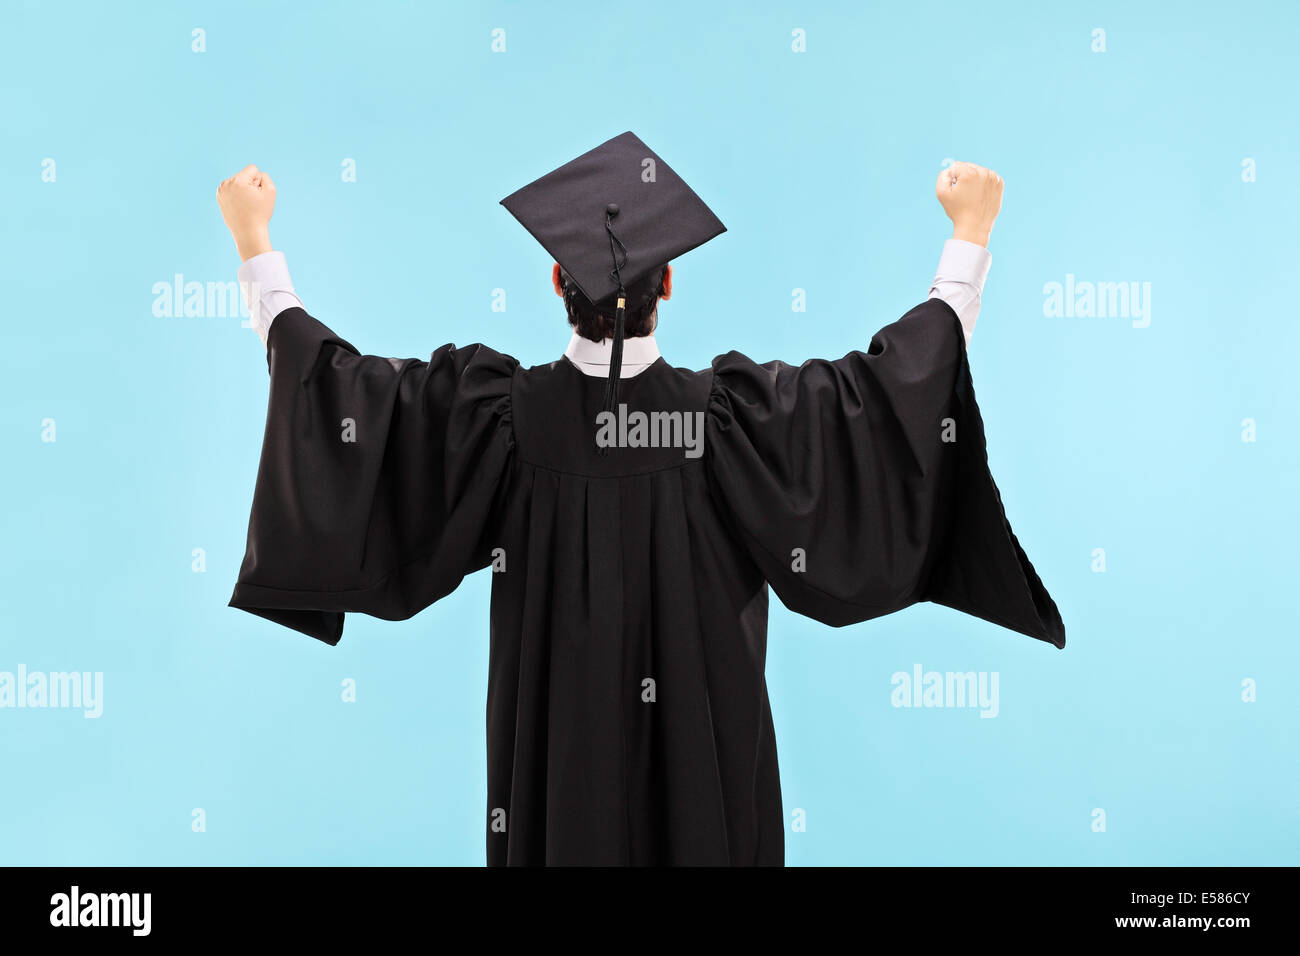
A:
[501,131,726,418]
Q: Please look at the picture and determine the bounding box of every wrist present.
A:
[234,228,272,262]
[951,224,991,247]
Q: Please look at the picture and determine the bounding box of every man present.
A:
[219,133,1063,866]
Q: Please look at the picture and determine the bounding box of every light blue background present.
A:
[2,0,1296,866]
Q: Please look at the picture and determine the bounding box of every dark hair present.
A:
[561,264,668,343]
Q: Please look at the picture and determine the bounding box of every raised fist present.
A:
[935,161,1003,247]
[217,164,276,261]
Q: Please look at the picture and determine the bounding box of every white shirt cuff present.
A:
[237,250,304,346]
[928,238,992,346]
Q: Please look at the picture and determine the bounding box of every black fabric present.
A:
[706,299,1065,646]
[230,298,1064,866]
[500,131,726,305]
[228,308,515,643]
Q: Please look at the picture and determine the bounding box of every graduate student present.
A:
[218,132,1064,866]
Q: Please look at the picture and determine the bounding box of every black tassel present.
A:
[598,203,629,456]
[603,297,626,413]
[598,294,625,457]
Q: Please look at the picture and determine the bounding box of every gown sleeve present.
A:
[228,307,517,645]
[705,298,1065,648]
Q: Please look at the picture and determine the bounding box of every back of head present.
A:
[561,264,667,343]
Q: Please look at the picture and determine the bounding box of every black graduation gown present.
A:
[230,299,1064,866]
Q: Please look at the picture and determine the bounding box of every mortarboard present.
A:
[500,131,726,420]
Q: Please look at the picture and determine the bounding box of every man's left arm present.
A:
[217,164,303,346]
[238,252,303,347]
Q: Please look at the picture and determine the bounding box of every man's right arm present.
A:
[929,161,1004,347]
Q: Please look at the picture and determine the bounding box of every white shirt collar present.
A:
[564,331,662,378]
